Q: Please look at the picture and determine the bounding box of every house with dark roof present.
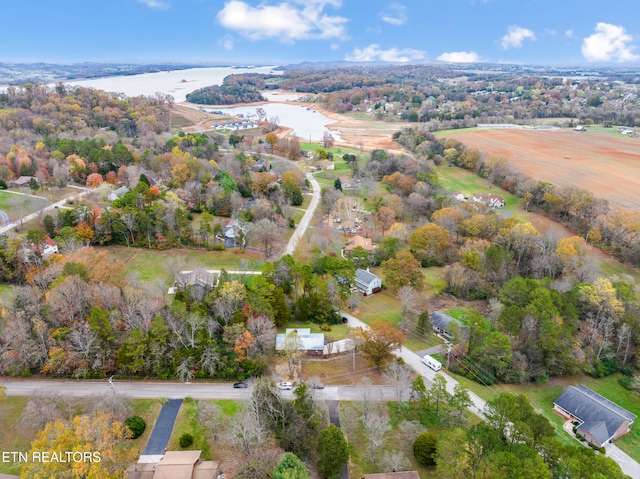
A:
[355,268,382,296]
[8,176,33,188]
[431,311,465,339]
[553,385,637,447]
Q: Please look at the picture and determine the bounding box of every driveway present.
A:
[282,169,320,257]
[0,210,8,226]
[142,399,183,456]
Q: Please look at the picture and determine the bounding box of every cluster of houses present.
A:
[212,119,258,131]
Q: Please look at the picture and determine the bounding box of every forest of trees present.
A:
[186,74,266,105]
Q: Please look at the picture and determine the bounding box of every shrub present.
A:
[125,416,147,439]
[413,432,437,466]
[179,433,194,448]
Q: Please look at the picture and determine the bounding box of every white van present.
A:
[422,355,442,372]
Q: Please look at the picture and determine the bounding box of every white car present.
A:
[277,382,293,390]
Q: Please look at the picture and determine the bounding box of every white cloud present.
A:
[437,51,482,63]
[565,29,574,38]
[501,25,536,49]
[137,0,169,9]
[330,43,340,50]
[379,3,407,26]
[345,44,425,62]
[217,0,348,42]
[582,23,639,62]
[545,28,558,36]
[219,35,235,51]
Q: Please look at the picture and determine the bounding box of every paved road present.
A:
[282,169,321,257]
[142,399,183,455]
[0,188,91,235]
[0,378,401,402]
[340,310,487,418]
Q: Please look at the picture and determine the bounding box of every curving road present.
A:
[282,169,321,257]
[0,188,91,235]
[0,210,8,226]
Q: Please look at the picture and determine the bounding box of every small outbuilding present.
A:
[553,385,637,447]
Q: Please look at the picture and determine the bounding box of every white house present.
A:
[42,237,59,258]
[472,193,505,208]
[355,268,382,296]
[275,328,325,356]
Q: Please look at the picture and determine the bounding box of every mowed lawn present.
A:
[0,191,47,222]
[434,165,529,222]
[102,245,265,284]
[452,373,640,460]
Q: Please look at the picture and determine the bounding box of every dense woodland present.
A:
[186,74,266,105]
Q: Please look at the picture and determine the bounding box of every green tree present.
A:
[317,424,348,479]
[381,251,424,291]
[434,427,467,479]
[334,178,342,190]
[428,374,450,418]
[413,432,437,465]
[273,452,310,479]
[28,177,40,191]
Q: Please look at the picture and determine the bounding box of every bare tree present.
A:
[253,218,280,259]
[48,275,90,326]
[197,402,223,441]
[363,409,391,464]
[226,405,267,454]
[283,330,303,379]
[397,286,420,327]
[247,315,277,356]
[380,450,411,472]
[383,361,414,412]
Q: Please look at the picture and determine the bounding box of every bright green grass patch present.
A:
[167,400,212,460]
[103,245,265,283]
[0,284,14,306]
[434,165,530,222]
[355,290,403,326]
[130,399,163,448]
[0,397,30,475]
[598,257,640,283]
[422,267,446,294]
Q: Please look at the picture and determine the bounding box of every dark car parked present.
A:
[233,382,248,388]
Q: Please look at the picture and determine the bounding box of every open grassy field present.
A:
[0,191,47,222]
[442,128,640,212]
[0,397,30,475]
[434,165,529,222]
[102,245,265,284]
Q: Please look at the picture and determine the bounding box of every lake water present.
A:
[210,103,341,142]
[62,66,279,103]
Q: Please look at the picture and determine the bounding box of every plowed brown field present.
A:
[445,129,640,211]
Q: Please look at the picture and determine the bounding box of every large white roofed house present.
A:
[275,328,325,355]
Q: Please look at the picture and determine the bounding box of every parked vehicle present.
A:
[277,382,293,390]
[421,355,442,372]
[311,383,325,389]
[233,382,248,388]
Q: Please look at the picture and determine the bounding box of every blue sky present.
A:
[2,0,640,65]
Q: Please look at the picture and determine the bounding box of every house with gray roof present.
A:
[108,185,130,201]
[553,385,637,447]
[355,268,382,296]
[431,311,465,340]
[275,328,325,356]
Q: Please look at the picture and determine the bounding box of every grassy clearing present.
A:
[167,400,213,460]
[167,399,240,461]
[422,267,446,293]
[434,165,529,222]
[0,191,47,222]
[598,257,640,283]
[302,353,382,385]
[0,397,30,475]
[102,245,265,283]
[0,284,14,306]
[130,399,163,451]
